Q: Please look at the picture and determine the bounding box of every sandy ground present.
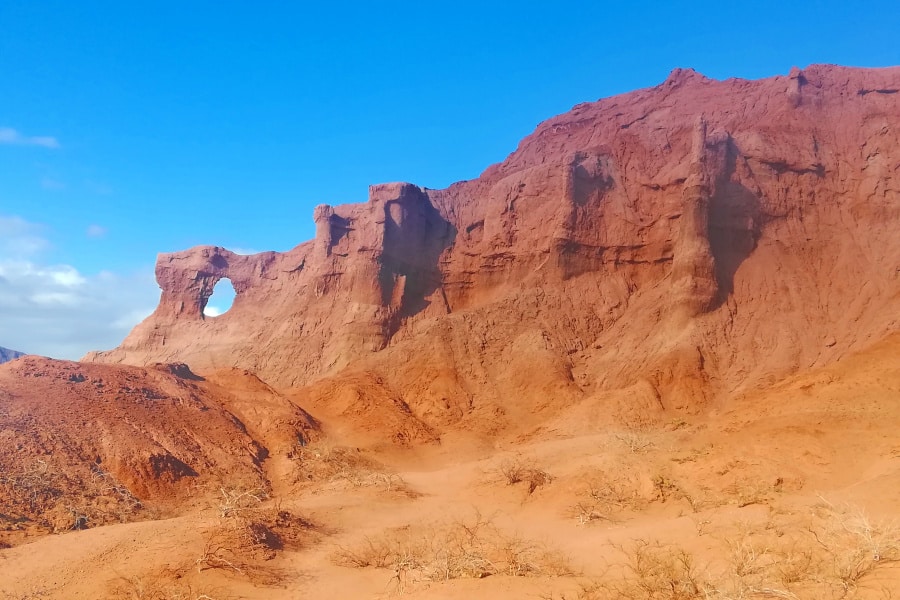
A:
[2,337,899,599]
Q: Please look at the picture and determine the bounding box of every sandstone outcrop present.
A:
[87,65,900,435]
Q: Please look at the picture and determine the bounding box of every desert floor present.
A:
[2,336,899,599]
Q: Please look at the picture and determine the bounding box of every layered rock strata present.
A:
[88,65,900,431]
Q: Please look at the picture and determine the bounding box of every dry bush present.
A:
[548,539,789,600]
[216,486,268,519]
[332,511,572,593]
[701,504,900,599]
[499,456,553,494]
[707,529,798,600]
[110,572,231,600]
[770,541,816,588]
[570,467,711,526]
[614,540,708,600]
[724,477,774,509]
[543,542,710,600]
[615,430,655,454]
[651,474,682,504]
[0,460,65,517]
[545,502,900,600]
[589,477,640,510]
[288,442,412,493]
[0,459,144,534]
[0,590,52,600]
[613,415,657,454]
[804,498,900,596]
[196,489,317,582]
[571,474,643,525]
[647,472,715,513]
[571,501,610,527]
[196,528,251,575]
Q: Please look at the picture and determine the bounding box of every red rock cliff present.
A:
[87,65,900,430]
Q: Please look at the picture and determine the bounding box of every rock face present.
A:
[88,65,900,434]
[0,347,24,364]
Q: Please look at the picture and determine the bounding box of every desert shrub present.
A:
[499,456,553,494]
[0,459,143,534]
[571,473,645,525]
[723,477,774,508]
[556,500,900,600]
[288,442,411,492]
[110,572,232,600]
[197,489,317,579]
[651,474,682,503]
[215,486,268,519]
[333,511,572,593]
[616,540,708,599]
[804,499,900,596]
[613,415,657,454]
[0,590,52,600]
[544,541,710,600]
[0,460,66,527]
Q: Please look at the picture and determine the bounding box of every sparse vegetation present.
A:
[805,498,900,596]
[333,511,573,594]
[195,487,317,585]
[725,476,774,508]
[0,590,52,600]
[614,415,657,454]
[110,573,230,600]
[548,499,900,600]
[570,473,643,525]
[288,442,412,492]
[499,456,553,494]
[0,459,144,536]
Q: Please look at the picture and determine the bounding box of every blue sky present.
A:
[2,1,899,358]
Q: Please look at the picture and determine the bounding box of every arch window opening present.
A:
[204,278,236,317]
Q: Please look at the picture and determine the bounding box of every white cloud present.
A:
[230,247,262,255]
[112,307,155,330]
[0,216,50,257]
[86,224,107,238]
[0,215,160,359]
[202,278,235,317]
[203,305,223,317]
[0,127,60,149]
[30,290,82,306]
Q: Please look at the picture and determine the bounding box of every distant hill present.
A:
[0,347,25,364]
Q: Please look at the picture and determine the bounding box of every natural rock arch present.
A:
[203,277,236,317]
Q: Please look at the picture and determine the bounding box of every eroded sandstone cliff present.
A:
[87,65,900,437]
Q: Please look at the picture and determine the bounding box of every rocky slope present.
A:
[0,357,317,539]
[87,64,900,438]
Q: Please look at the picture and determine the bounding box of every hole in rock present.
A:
[203,278,236,317]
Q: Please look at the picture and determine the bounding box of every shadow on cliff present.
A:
[708,142,762,309]
[379,192,457,320]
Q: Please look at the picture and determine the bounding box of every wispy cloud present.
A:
[0,216,50,257]
[0,127,60,149]
[85,180,113,195]
[230,247,262,256]
[0,214,160,359]
[41,177,66,190]
[86,224,107,238]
